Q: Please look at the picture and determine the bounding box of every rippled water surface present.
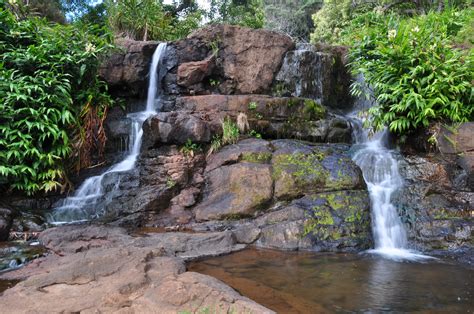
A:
[188,248,473,313]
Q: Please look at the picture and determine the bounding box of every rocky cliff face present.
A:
[396,122,474,257]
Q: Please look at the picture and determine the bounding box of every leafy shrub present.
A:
[106,0,201,41]
[348,9,473,134]
[0,9,114,194]
[208,0,265,29]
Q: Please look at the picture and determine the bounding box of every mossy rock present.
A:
[272,141,365,200]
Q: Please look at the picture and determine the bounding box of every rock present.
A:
[99,38,160,98]
[174,94,352,143]
[437,122,474,155]
[396,154,473,251]
[274,43,353,109]
[0,225,266,313]
[272,140,366,200]
[142,111,210,149]
[194,162,273,221]
[0,205,13,241]
[177,55,215,87]
[84,146,206,226]
[166,24,294,95]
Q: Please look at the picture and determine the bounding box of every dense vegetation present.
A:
[311,0,473,135]
[1,0,473,195]
[0,5,114,194]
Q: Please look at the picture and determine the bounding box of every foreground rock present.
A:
[0,225,272,313]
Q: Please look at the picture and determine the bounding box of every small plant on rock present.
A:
[180,139,201,157]
[222,117,240,145]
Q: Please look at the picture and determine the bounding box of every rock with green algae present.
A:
[271,140,366,200]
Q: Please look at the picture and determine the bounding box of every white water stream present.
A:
[350,114,431,260]
[47,43,168,224]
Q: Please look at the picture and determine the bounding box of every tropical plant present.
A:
[208,0,265,28]
[106,0,202,41]
[348,9,473,134]
[0,8,114,194]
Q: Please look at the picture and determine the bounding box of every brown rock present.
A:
[99,38,160,97]
[0,225,267,313]
[142,111,210,150]
[176,25,294,94]
[0,205,13,241]
[177,55,215,87]
[438,122,474,155]
[194,163,273,221]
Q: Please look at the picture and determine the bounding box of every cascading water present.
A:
[47,43,168,224]
[350,109,431,260]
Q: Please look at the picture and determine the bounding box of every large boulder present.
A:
[99,38,160,98]
[271,140,366,200]
[194,163,274,221]
[142,111,211,150]
[437,122,474,189]
[189,138,371,252]
[165,24,294,95]
[396,154,473,251]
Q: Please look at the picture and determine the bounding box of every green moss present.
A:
[241,152,272,164]
[303,99,326,119]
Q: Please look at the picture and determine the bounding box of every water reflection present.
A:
[188,248,473,313]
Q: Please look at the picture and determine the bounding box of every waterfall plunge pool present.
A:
[188,248,473,313]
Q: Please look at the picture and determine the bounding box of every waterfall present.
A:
[350,111,431,260]
[47,43,168,224]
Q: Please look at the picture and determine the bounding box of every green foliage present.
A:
[208,134,222,155]
[0,8,114,194]
[222,116,240,145]
[106,0,202,41]
[310,0,353,44]
[248,130,262,138]
[208,0,265,28]
[264,0,322,42]
[348,9,473,134]
[180,139,201,157]
[248,101,257,110]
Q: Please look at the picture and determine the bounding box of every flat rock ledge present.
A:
[0,225,273,314]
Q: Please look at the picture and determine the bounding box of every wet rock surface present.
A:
[0,206,13,241]
[274,43,352,109]
[397,154,473,252]
[0,225,270,313]
[99,38,160,98]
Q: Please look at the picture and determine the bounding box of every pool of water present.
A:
[188,248,473,313]
[0,241,45,272]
